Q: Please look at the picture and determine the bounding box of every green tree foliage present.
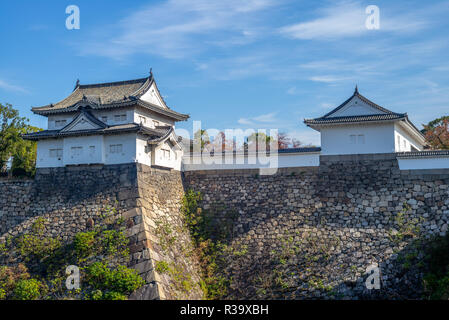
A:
[0,207,144,300]
[0,103,41,175]
[193,129,210,151]
[422,116,449,150]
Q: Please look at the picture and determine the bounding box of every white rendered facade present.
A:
[305,89,426,155]
[25,74,188,171]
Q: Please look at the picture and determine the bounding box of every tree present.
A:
[277,132,291,149]
[0,103,41,175]
[422,116,449,150]
[193,129,210,151]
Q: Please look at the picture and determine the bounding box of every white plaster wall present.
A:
[320,123,395,155]
[36,139,64,168]
[136,135,152,167]
[133,107,175,129]
[153,141,182,170]
[47,114,75,130]
[92,108,133,126]
[63,135,104,166]
[182,152,320,171]
[104,133,137,165]
[398,157,449,170]
[139,82,166,108]
[394,123,423,152]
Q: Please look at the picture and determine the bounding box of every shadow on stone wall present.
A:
[183,157,449,299]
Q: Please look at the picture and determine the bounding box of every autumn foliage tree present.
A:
[422,116,449,150]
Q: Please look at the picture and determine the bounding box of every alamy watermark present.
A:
[365,264,381,290]
[65,265,80,290]
[177,121,280,175]
[365,5,380,30]
[66,5,80,30]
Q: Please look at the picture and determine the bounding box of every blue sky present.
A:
[1,0,449,145]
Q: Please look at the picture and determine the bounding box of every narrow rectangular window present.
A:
[109,144,123,154]
[55,120,67,128]
[101,116,108,123]
[114,114,127,122]
[350,135,356,144]
[71,147,83,156]
[358,134,365,144]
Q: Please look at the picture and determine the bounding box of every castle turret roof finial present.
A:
[354,85,359,94]
[149,68,153,78]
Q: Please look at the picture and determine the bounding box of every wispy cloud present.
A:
[309,75,350,83]
[81,0,276,59]
[0,79,28,93]
[238,112,279,126]
[279,1,430,40]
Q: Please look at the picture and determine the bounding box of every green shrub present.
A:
[155,261,170,274]
[13,279,43,300]
[15,219,61,262]
[100,229,129,256]
[73,231,97,257]
[0,288,5,300]
[85,262,144,295]
[103,291,127,300]
[90,289,103,300]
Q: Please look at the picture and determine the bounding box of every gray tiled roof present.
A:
[278,147,321,153]
[33,78,149,112]
[304,88,406,126]
[31,75,189,121]
[304,113,406,125]
[396,150,449,158]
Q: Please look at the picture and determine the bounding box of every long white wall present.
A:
[398,157,449,170]
[182,152,320,171]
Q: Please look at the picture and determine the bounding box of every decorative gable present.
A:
[139,81,168,109]
[326,95,387,118]
[60,110,107,132]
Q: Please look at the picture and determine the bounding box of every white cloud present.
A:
[279,1,429,40]
[309,75,350,83]
[0,79,28,93]
[81,0,276,59]
[237,118,254,125]
[237,112,279,126]
[253,112,277,122]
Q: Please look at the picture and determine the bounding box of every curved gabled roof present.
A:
[33,77,150,112]
[304,87,426,144]
[31,72,189,121]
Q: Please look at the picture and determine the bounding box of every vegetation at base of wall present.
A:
[180,190,237,299]
[422,232,449,299]
[0,206,144,300]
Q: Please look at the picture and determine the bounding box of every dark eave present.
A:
[304,113,406,125]
[32,98,189,121]
[22,123,171,141]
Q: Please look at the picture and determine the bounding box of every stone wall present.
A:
[183,154,449,299]
[0,163,203,300]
